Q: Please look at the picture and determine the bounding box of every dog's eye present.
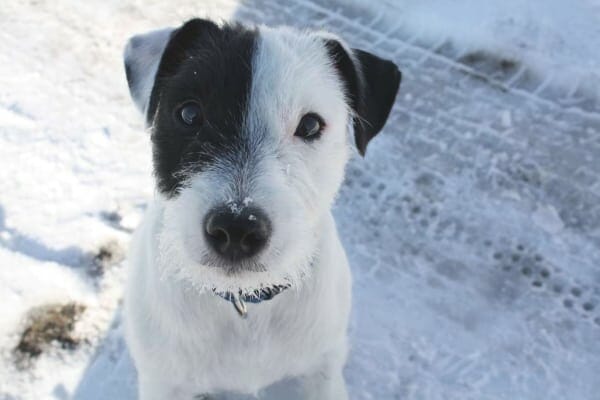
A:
[178,101,203,126]
[294,113,324,141]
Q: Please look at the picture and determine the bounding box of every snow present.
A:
[1,0,599,399]
[346,0,600,97]
[532,204,564,234]
[500,110,512,129]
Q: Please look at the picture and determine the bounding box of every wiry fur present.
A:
[123,19,400,400]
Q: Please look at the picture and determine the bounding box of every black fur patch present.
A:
[147,19,257,195]
[325,40,401,155]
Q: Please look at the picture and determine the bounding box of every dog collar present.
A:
[214,285,290,318]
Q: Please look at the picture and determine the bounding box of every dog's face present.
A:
[124,19,400,294]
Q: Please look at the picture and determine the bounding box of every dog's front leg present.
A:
[138,374,200,400]
[294,351,349,400]
[296,367,348,400]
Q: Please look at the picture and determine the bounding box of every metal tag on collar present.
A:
[232,293,247,318]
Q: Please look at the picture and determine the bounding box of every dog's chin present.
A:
[185,262,307,297]
[157,248,313,297]
[196,258,283,295]
[200,253,268,275]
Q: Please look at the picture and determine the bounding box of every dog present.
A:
[123,18,400,400]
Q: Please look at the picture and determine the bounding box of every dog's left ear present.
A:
[123,27,175,118]
[324,39,401,156]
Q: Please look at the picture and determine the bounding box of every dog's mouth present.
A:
[213,284,290,318]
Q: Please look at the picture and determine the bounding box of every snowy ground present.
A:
[1,0,599,399]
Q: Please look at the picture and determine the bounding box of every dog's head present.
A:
[124,19,400,294]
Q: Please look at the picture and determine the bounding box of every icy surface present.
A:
[1,0,599,399]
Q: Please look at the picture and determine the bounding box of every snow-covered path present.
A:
[1,0,599,399]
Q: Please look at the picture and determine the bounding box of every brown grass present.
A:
[14,302,86,368]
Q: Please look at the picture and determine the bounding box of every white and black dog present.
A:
[123,19,400,400]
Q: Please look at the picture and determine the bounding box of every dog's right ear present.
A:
[322,38,401,156]
[124,19,222,125]
[124,27,175,119]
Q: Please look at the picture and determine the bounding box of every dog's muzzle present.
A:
[214,284,290,318]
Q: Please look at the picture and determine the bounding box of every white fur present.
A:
[124,27,173,116]
[125,25,354,399]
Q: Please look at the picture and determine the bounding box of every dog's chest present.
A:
[162,290,346,392]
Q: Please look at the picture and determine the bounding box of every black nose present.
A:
[204,206,271,262]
